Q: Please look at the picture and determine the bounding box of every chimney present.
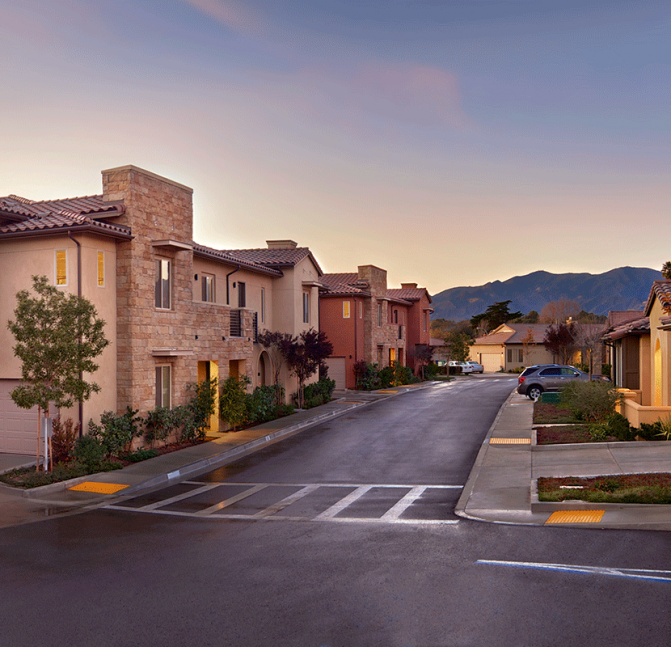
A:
[267,240,298,249]
[401,283,418,290]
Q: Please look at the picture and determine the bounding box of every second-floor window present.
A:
[377,302,382,327]
[261,288,265,323]
[97,251,104,287]
[303,292,309,323]
[202,275,215,302]
[238,281,246,308]
[155,259,171,309]
[343,301,351,318]
[55,250,67,286]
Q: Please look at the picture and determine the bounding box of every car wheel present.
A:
[527,386,543,401]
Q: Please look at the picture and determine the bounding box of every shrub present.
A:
[184,378,218,442]
[424,362,440,380]
[220,375,250,430]
[89,407,142,457]
[72,435,107,472]
[119,448,159,462]
[656,417,671,441]
[299,378,336,409]
[378,365,395,388]
[588,423,609,442]
[354,361,381,390]
[52,417,79,463]
[607,412,635,441]
[143,407,177,445]
[602,364,612,379]
[560,380,620,422]
[247,385,280,424]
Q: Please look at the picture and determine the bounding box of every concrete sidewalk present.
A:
[0,386,421,528]
[456,391,671,530]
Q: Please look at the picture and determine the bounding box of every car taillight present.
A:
[518,376,525,385]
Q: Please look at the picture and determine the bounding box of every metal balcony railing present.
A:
[230,309,242,337]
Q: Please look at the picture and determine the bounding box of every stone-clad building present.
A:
[0,165,322,453]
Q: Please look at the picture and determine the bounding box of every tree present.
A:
[257,330,294,406]
[539,299,580,325]
[514,310,539,324]
[278,329,333,409]
[413,344,434,379]
[542,322,577,365]
[520,328,535,366]
[574,319,607,377]
[470,301,523,334]
[444,331,474,362]
[662,262,671,280]
[7,275,109,469]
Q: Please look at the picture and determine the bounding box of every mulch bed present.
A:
[533,402,577,425]
[538,474,671,504]
[535,425,608,445]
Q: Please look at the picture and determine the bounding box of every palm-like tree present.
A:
[663,262,671,280]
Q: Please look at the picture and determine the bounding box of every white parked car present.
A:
[465,361,484,374]
[449,361,473,374]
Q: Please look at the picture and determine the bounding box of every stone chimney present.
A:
[401,283,418,290]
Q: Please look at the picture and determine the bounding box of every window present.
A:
[202,275,215,302]
[303,292,309,323]
[394,309,398,324]
[377,302,382,327]
[97,251,104,287]
[423,313,427,332]
[155,259,171,309]
[507,349,513,363]
[238,282,246,308]
[55,250,67,286]
[540,368,561,376]
[261,288,265,323]
[358,301,362,318]
[343,301,351,318]
[155,365,171,408]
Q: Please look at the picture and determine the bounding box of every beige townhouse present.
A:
[0,165,322,453]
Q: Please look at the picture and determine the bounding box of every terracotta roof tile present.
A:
[603,316,650,341]
[387,287,432,303]
[221,247,323,275]
[0,194,124,220]
[0,211,131,239]
[192,243,283,277]
[645,280,671,316]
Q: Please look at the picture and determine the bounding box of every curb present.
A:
[454,388,516,521]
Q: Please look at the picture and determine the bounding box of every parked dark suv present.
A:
[517,364,590,401]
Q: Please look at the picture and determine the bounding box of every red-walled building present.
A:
[320,266,433,389]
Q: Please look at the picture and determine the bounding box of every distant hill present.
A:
[431,267,662,321]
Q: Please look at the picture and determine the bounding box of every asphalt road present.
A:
[2,378,671,647]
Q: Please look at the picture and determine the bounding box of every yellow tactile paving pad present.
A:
[546,510,605,524]
[69,482,129,494]
[489,437,531,444]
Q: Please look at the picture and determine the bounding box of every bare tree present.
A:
[540,299,581,325]
[574,320,607,377]
[520,328,535,366]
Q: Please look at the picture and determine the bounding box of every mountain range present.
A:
[431,267,662,321]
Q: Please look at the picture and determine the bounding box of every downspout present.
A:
[68,231,83,435]
[226,266,241,305]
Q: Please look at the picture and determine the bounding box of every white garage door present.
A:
[480,354,502,373]
[325,357,347,390]
[0,380,38,454]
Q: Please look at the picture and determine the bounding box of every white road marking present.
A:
[105,482,462,526]
[477,560,671,583]
[139,483,222,511]
[314,485,373,520]
[381,486,427,521]
[253,484,320,518]
[194,483,268,516]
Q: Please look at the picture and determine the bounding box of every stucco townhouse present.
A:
[0,165,322,454]
[319,265,432,389]
[604,282,671,427]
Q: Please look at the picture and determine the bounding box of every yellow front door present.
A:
[197,360,220,432]
[389,348,396,365]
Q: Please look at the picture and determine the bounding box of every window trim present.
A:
[303,292,309,324]
[155,365,171,409]
[202,274,215,303]
[155,258,171,309]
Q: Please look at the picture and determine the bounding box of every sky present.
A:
[1,0,669,295]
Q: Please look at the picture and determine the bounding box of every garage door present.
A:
[325,357,347,390]
[479,354,502,373]
[0,380,38,454]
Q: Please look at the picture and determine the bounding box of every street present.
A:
[2,378,671,646]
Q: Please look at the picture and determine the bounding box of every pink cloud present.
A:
[183,0,266,37]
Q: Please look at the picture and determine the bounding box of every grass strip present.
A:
[538,474,671,504]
